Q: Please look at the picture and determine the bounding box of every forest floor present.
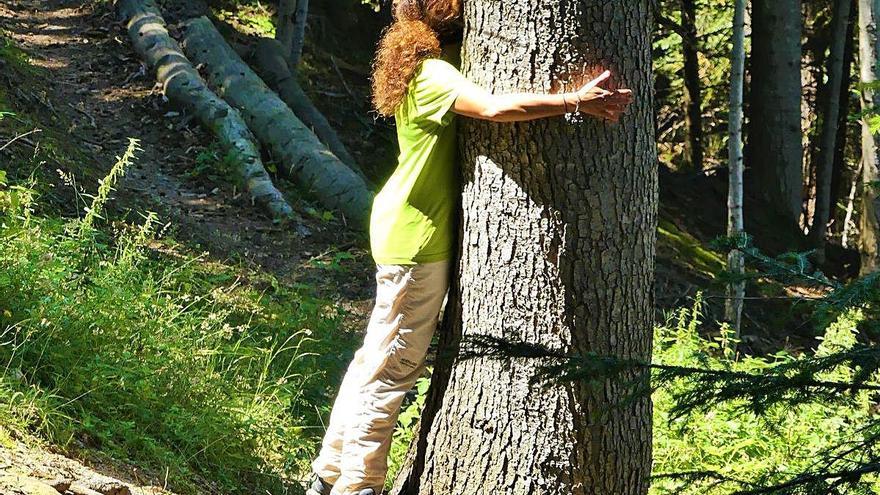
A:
[0,0,837,493]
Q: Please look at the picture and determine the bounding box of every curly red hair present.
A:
[372,0,463,117]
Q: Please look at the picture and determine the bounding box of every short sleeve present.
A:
[408,59,469,127]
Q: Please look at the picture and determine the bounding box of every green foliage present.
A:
[386,376,430,489]
[0,151,360,493]
[651,303,879,494]
[188,141,240,183]
[304,206,337,223]
[213,4,276,37]
[80,138,140,233]
[309,249,355,272]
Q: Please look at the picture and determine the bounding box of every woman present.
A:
[309,1,633,494]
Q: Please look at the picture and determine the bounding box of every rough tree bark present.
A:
[276,0,309,67]
[116,0,294,220]
[180,17,373,228]
[811,0,854,261]
[859,0,880,273]
[393,1,656,494]
[249,38,363,176]
[748,0,804,240]
[726,0,747,338]
[681,0,703,170]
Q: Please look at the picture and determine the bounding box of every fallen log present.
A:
[181,17,373,228]
[250,37,365,180]
[116,0,295,221]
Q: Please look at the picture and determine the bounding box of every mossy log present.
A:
[180,17,373,228]
[116,0,295,221]
[250,37,366,181]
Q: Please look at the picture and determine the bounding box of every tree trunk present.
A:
[831,0,858,236]
[681,0,703,170]
[859,0,880,273]
[394,1,656,494]
[180,17,373,228]
[249,38,364,177]
[748,0,804,240]
[811,0,854,261]
[116,0,295,221]
[802,0,832,229]
[276,0,309,67]
[726,0,747,338]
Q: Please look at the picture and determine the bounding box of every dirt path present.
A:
[0,0,375,491]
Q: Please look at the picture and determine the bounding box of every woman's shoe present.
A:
[306,475,333,495]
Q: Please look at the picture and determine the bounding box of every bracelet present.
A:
[562,93,570,114]
[574,92,582,114]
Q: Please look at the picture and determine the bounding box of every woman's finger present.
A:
[581,70,612,93]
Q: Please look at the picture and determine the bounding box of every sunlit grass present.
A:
[0,147,360,493]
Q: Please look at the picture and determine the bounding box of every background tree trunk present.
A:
[681,0,703,170]
[394,1,656,493]
[747,0,805,242]
[726,0,747,338]
[831,0,858,237]
[811,0,854,261]
[859,0,880,273]
[276,0,309,67]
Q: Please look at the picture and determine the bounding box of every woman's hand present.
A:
[573,70,634,122]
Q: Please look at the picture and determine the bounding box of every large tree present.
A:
[860,0,880,273]
[392,1,656,494]
[748,0,804,242]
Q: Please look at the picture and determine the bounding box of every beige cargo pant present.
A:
[312,260,450,495]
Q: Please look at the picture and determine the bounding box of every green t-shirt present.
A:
[370,51,468,265]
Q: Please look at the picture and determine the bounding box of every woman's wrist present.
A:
[570,91,584,114]
[562,92,579,113]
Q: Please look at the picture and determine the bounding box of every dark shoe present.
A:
[306,475,333,495]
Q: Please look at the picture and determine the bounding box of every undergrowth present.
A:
[0,141,359,494]
[385,298,880,494]
[650,300,879,494]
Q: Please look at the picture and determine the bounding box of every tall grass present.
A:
[0,141,359,493]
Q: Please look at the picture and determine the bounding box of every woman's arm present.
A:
[452,70,633,123]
